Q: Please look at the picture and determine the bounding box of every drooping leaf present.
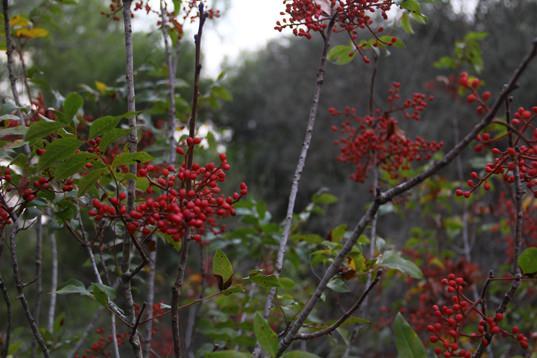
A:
[212,250,233,290]
[78,168,106,195]
[254,312,279,358]
[393,312,427,358]
[112,151,153,168]
[90,283,116,307]
[25,119,63,141]
[99,128,129,151]
[331,224,347,242]
[61,92,83,123]
[56,279,92,297]
[327,44,356,65]
[38,137,81,170]
[89,115,120,138]
[380,251,423,279]
[518,247,537,274]
[54,152,98,179]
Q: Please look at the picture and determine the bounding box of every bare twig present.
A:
[276,38,537,357]
[120,0,143,355]
[293,270,383,341]
[472,274,522,358]
[0,277,12,358]
[171,4,207,357]
[47,215,58,333]
[505,96,524,274]
[6,221,49,356]
[2,0,22,108]
[262,15,337,320]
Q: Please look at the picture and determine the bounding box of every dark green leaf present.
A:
[26,120,63,141]
[254,312,278,358]
[519,248,537,274]
[393,312,426,358]
[78,168,106,195]
[89,115,121,138]
[282,352,320,358]
[39,137,81,170]
[90,282,116,307]
[54,152,98,179]
[99,128,129,151]
[112,151,153,168]
[380,251,423,279]
[61,92,83,123]
[205,352,250,358]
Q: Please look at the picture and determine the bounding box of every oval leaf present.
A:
[254,312,279,358]
[380,251,423,280]
[212,249,233,283]
[393,312,426,358]
[518,247,537,274]
[38,137,81,170]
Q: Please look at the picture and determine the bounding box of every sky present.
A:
[137,0,479,76]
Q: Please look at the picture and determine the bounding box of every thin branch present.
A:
[171,4,207,357]
[67,308,104,358]
[121,0,142,356]
[472,274,522,358]
[6,220,49,356]
[2,0,22,108]
[505,97,524,274]
[276,38,537,357]
[262,14,337,320]
[293,270,383,341]
[46,217,58,333]
[0,277,12,358]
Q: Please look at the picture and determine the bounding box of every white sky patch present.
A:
[134,0,479,76]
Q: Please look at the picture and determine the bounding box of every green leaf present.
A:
[331,224,347,242]
[250,274,281,289]
[54,152,98,179]
[212,249,233,283]
[400,12,414,34]
[78,168,106,195]
[89,115,121,138]
[90,282,116,307]
[99,128,129,151]
[312,192,338,205]
[56,279,92,297]
[61,92,83,123]
[211,85,233,101]
[518,247,537,274]
[254,312,279,358]
[327,44,356,65]
[400,0,421,13]
[282,352,320,358]
[393,312,426,358]
[205,351,250,358]
[25,119,63,141]
[112,151,153,168]
[39,137,81,170]
[380,251,423,279]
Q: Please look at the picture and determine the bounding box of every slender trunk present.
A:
[120,1,142,356]
[262,17,336,321]
[47,222,58,332]
[7,223,49,356]
[31,220,43,358]
[171,5,207,357]
[0,277,11,358]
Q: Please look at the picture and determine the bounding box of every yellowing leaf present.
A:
[95,81,108,93]
[15,27,49,39]
[10,15,30,27]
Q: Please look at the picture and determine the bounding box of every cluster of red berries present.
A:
[275,0,394,40]
[75,327,129,358]
[330,82,443,182]
[455,83,537,198]
[427,274,528,357]
[88,141,247,243]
